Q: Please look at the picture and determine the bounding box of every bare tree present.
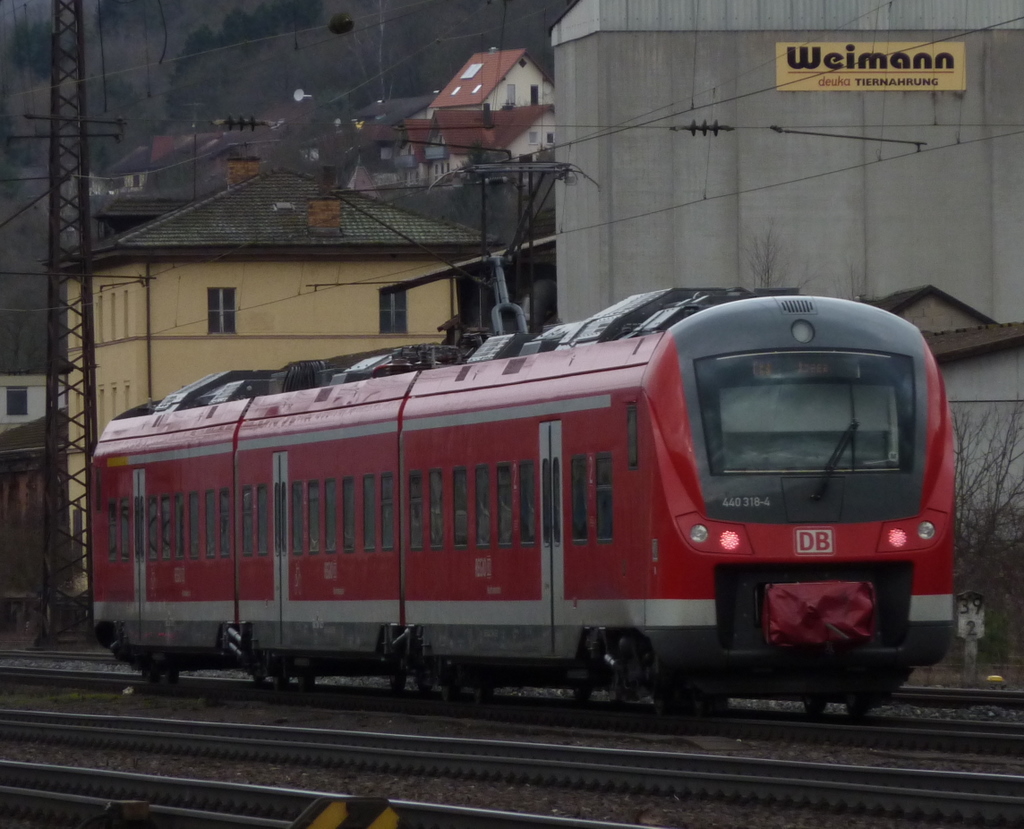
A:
[953,402,1024,657]
[0,311,44,373]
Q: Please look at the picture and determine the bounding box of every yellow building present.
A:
[82,160,481,432]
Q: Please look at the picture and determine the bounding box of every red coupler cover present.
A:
[762,581,876,650]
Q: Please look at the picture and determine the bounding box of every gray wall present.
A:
[553,1,1024,321]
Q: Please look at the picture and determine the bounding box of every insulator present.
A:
[328,12,355,34]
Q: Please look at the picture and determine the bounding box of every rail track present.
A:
[2,709,1024,825]
[2,663,1024,756]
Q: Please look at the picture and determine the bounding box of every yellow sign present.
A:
[776,42,966,91]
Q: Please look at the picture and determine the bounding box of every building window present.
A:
[528,131,539,145]
[506,83,516,105]
[5,387,27,416]
[380,291,407,334]
[546,132,555,145]
[208,288,236,334]
[530,84,539,105]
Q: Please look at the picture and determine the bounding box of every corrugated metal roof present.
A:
[553,0,1024,44]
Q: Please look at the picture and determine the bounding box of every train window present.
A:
[453,467,468,547]
[363,475,376,551]
[324,479,336,553]
[497,464,513,546]
[205,490,216,558]
[475,465,490,548]
[241,486,254,556]
[571,456,588,543]
[519,461,536,546]
[175,493,185,559]
[429,469,443,549]
[381,474,394,551]
[189,492,200,559]
[108,501,117,560]
[257,485,269,555]
[291,482,304,554]
[160,495,172,559]
[147,495,158,560]
[627,405,638,469]
[219,488,230,557]
[119,498,130,561]
[308,480,321,554]
[596,454,613,542]
[342,477,355,552]
[695,351,915,474]
[409,472,423,550]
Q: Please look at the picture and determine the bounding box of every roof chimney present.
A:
[318,165,337,195]
[307,197,341,234]
[482,103,493,129]
[227,156,261,186]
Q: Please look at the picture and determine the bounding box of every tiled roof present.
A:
[431,49,543,109]
[863,284,994,324]
[924,323,1024,363]
[432,106,552,152]
[354,95,435,127]
[95,169,480,252]
[0,418,44,455]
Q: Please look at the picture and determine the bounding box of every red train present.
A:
[93,293,954,715]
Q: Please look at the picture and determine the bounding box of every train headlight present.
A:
[791,319,815,343]
[690,524,709,543]
[887,528,908,548]
[917,521,936,540]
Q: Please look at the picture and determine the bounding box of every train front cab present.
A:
[643,297,955,713]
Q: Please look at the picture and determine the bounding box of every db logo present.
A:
[795,527,835,555]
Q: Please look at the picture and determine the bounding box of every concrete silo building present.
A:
[552,1,1024,320]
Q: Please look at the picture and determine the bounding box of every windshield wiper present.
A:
[811,419,858,501]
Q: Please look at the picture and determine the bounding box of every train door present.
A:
[539,421,563,654]
[132,468,146,642]
[272,451,289,644]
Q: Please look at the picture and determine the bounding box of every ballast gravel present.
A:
[0,665,1021,829]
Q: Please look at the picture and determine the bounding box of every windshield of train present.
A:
[694,351,915,474]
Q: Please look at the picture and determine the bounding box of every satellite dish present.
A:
[334,118,342,127]
[293,88,312,102]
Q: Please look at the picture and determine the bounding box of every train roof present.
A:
[106,285,798,429]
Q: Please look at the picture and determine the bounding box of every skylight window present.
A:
[461,63,483,79]
[472,84,482,94]
[451,86,462,96]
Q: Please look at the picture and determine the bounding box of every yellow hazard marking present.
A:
[290,798,399,829]
[305,802,349,829]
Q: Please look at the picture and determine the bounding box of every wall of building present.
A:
[0,377,45,432]
[83,259,456,432]
[553,1,1024,321]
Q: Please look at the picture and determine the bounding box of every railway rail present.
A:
[0,761,646,829]
[2,711,1024,825]
[2,663,1024,756]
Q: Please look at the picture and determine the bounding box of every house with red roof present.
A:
[429,48,554,113]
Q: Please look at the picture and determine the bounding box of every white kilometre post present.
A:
[956,591,985,686]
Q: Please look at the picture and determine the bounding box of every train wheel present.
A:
[273,669,290,692]
[300,673,316,693]
[440,683,462,702]
[390,672,408,695]
[802,695,827,717]
[845,693,875,719]
[572,684,593,704]
[145,662,161,684]
[165,667,180,685]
